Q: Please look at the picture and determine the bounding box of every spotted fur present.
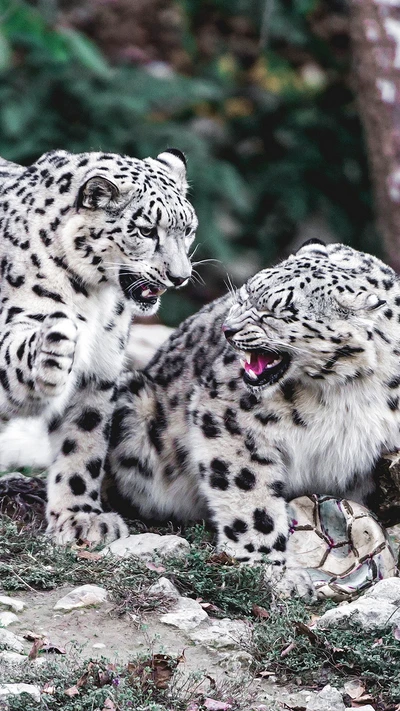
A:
[108,242,400,595]
[0,148,197,544]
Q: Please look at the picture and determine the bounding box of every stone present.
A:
[0,611,18,627]
[54,585,108,611]
[316,597,400,631]
[0,683,40,702]
[0,651,27,664]
[189,618,252,649]
[306,684,345,711]
[160,597,208,631]
[103,533,190,560]
[364,577,400,603]
[0,595,25,613]
[0,629,24,653]
[92,643,106,650]
[217,650,253,672]
[148,577,180,598]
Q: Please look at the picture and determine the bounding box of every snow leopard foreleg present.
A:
[0,308,77,416]
[192,424,315,598]
[45,375,128,545]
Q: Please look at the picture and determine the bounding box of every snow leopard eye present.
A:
[138,225,158,238]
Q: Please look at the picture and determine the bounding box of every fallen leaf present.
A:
[24,632,42,642]
[204,700,233,710]
[199,601,222,613]
[76,661,95,688]
[208,552,236,566]
[350,694,375,706]
[344,679,366,700]
[294,621,318,644]
[145,561,166,573]
[98,669,113,687]
[127,653,182,690]
[252,604,270,619]
[42,642,66,655]
[28,637,44,660]
[76,550,102,561]
[186,703,200,711]
[394,627,400,641]
[42,683,55,695]
[65,686,80,698]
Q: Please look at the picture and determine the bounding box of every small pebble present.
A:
[0,596,25,613]
[0,611,18,627]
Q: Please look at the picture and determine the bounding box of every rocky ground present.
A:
[1,515,400,711]
[1,326,400,710]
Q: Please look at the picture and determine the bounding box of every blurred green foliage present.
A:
[0,0,375,324]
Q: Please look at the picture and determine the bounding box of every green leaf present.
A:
[57,28,112,78]
[0,31,11,71]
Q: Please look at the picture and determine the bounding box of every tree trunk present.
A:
[350,0,400,271]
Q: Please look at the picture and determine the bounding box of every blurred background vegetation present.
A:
[0,0,375,325]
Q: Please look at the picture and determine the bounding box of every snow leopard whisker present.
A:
[190,269,206,287]
[192,258,223,267]
[224,274,238,303]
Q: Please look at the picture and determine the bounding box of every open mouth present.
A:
[119,271,166,306]
[239,349,291,387]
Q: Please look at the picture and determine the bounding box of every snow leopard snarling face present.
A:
[223,240,392,392]
[34,147,197,315]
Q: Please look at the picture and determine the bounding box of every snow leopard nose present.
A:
[222,324,239,341]
[166,272,187,287]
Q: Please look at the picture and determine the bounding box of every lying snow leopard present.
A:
[0,148,197,544]
[108,240,400,595]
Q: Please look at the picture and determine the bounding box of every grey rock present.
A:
[190,618,252,649]
[217,650,253,672]
[0,683,40,702]
[306,684,345,711]
[0,629,24,653]
[0,651,27,664]
[0,611,18,627]
[54,585,107,611]
[316,597,400,631]
[160,597,208,631]
[0,595,25,613]
[364,577,400,603]
[148,577,180,599]
[103,533,189,560]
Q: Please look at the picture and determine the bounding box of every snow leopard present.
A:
[107,240,400,595]
[0,147,197,544]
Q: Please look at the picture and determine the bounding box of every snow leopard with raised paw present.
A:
[0,147,197,544]
[108,240,400,597]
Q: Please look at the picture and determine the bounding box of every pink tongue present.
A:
[245,353,275,375]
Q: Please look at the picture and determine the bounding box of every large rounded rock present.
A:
[102,533,189,560]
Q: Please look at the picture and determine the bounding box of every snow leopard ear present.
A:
[296,239,328,257]
[0,157,24,181]
[155,148,188,195]
[77,175,120,210]
[334,291,386,312]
